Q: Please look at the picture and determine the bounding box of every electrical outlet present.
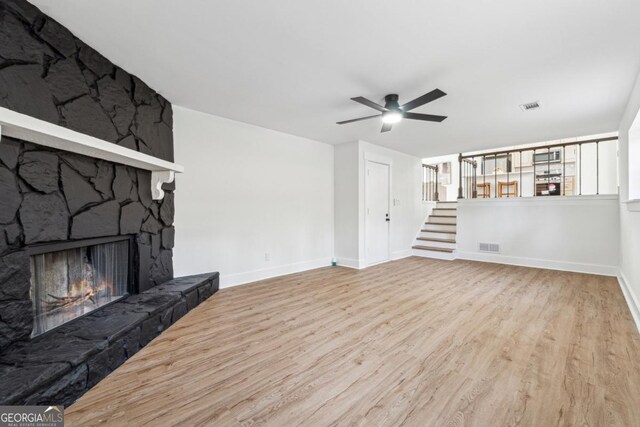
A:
[265,253,270,262]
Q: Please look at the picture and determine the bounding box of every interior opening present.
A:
[29,238,131,337]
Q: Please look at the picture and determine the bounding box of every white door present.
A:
[365,160,390,265]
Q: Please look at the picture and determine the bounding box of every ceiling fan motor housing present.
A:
[384,94,401,110]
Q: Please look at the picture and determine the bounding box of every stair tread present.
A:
[416,237,456,243]
[433,208,457,210]
[412,245,454,253]
[430,215,457,218]
[425,222,457,226]
[421,229,457,234]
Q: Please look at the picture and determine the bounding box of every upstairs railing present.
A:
[458,158,477,199]
[457,136,618,199]
[422,164,439,201]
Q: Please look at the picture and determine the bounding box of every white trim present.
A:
[364,151,394,165]
[0,107,184,200]
[458,194,618,208]
[365,259,393,267]
[413,249,457,261]
[457,251,618,276]
[363,153,392,268]
[150,171,175,201]
[618,272,640,333]
[335,257,364,269]
[219,257,332,288]
[623,199,640,212]
[391,249,413,260]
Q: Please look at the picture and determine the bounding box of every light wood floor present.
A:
[66,257,640,426]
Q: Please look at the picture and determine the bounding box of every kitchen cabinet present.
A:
[564,145,577,162]
[564,176,575,195]
[520,150,533,166]
[481,153,513,174]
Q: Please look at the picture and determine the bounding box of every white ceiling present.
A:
[31,0,640,157]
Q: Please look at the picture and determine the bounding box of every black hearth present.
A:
[28,236,134,337]
[0,272,219,406]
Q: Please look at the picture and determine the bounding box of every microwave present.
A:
[533,149,561,164]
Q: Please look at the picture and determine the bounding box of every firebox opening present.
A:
[27,236,134,337]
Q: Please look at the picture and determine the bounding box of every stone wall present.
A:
[0,0,173,160]
[0,0,175,350]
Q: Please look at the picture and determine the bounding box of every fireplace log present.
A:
[44,290,95,310]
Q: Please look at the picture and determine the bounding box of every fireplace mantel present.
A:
[0,107,183,200]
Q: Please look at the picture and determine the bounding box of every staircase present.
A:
[412,201,457,260]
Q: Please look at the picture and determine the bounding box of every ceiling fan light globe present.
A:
[382,111,402,124]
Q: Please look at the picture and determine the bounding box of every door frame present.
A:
[363,152,392,268]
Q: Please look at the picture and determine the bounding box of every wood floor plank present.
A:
[65,257,640,426]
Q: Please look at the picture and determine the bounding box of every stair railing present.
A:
[422,164,439,202]
[457,156,477,199]
[457,136,618,199]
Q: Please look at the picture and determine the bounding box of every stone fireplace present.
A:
[0,0,219,407]
[0,0,177,350]
[0,139,175,349]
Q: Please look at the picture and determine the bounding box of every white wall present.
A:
[457,196,619,276]
[333,141,360,265]
[628,105,640,201]
[173,108,424,283]
[618,68,640,331]
[333,140,427,268]
[173,106,334,287]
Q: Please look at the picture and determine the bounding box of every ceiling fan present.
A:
[336,89,447,133]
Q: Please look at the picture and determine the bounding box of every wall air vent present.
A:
[519,101,541,111]
[479,242,500,253]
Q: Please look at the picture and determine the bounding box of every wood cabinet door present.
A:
[563,176,575,195]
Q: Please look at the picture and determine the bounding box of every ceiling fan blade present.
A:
[381,122,392,133]
[351,97,389,112]
[336,114,380,125]
[403,112,447,122]
[401,89,447,112]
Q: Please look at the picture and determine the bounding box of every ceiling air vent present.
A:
[520,101,541,111]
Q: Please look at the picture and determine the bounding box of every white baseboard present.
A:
[335,257,364,269]
[618,272,640,334]
[220,257,332,288]
[457,251,618,277]
[413,249,457,261]
[391,249,413,260]
[338,251,411,269]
